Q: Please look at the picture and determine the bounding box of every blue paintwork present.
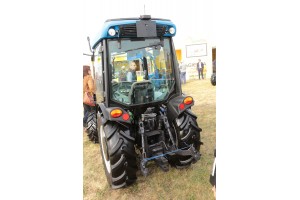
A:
[91,19,176,49]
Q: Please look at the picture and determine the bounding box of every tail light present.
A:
[179,103,185,110]
[122,113,130,121]
[183,96,193,105]
[110,109,123,118]
[179,97,193,110]
[110,109,130,121]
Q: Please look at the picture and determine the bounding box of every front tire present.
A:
[171,109,202,168]
[98,120,137,189]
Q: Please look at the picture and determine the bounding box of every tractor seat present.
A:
[128,81,154,104]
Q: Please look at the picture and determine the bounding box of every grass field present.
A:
[83,79,216,200]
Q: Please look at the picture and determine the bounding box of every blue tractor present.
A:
[86,15,203,189]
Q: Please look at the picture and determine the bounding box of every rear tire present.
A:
[171,109,202,168]
[98,119,137,189]
[87,110,98,143]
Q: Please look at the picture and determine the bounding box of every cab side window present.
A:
[95,44,104,103]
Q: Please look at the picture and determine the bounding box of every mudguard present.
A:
[167,95,195,121]
[98,103,131,124]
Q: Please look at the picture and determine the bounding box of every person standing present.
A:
[197,59,202,80]
[83,65,95,131]
[179,61,186,84]
[126,61,137,82]
[153,68,162,89]
[200,61,204,79]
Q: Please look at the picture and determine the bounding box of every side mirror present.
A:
[83,36,93,57]
[87,36,92,53]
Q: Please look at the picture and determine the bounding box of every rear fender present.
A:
[167,95,195,121]
[98,103,131,124]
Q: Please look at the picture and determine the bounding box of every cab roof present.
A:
[91,16,176,50]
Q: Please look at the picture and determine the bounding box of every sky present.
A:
[83,0,215,56]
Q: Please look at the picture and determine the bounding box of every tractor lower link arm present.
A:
[138,121,149,176]
[160,112,176,148]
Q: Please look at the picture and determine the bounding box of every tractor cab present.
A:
[90,15,181,108]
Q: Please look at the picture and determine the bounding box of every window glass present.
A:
[94,44,104,104]
[108,38,175,105]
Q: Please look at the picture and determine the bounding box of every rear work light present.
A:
[108,28,116,36]
[169,27,176,34]
[183,96,193,105]
[110,109,123,118]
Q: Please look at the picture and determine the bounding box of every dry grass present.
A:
[83,79,216,200]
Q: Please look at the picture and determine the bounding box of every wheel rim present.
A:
[100,125,111,173]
